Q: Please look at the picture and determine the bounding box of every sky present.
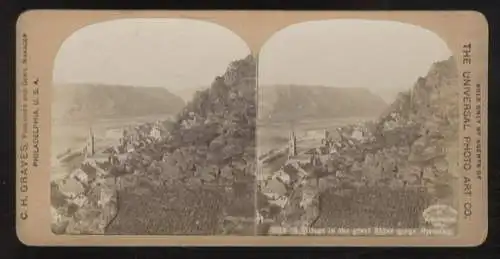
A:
[53,18,453,103]
[53,18,251,101]
[258,19,453,102]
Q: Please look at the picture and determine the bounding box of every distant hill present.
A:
[52,83,185,121]
[258,85,387,122]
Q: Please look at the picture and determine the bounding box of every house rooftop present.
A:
[261,178,287,197]
[80,162,97,179]
[58,177,84,197]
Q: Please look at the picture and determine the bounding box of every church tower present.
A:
[85,127,95,157]
[322,129,330,147]
[288,130,297,158]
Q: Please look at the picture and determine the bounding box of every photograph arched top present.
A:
[53,18,251,100]
[258,19,454,102]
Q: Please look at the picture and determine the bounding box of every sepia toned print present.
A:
[256,20,460,236]
[16,11,487,246]
[50,19,257,235]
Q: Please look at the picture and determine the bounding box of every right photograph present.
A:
[256,19,460,236]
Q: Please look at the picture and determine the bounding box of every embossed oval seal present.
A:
[422,204,458,228]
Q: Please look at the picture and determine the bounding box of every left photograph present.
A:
[50,18,257,235]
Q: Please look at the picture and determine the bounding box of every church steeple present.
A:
[288,130,297,158]
[86,127,95,157]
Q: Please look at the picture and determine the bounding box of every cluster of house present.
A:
[101,121,166,164]
[55,158,112,208]
[51,119,173,232]
[56,119,169,205]
[82,124,150,157]
[258,124,375,215]
[258,130,320,209]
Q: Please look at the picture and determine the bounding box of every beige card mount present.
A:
[16,10,488,246]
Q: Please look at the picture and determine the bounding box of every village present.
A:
[256,121,377,229]
[52,110,367,234]
[50,119,171,234]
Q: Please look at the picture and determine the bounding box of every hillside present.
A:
[258,85,387,122]
[52,83,185,121]
[108,55,258,234]
[257,56,460,233]
[50,55,258,235]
